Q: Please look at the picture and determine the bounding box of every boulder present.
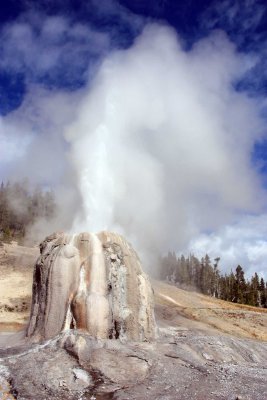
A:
[27,231,156,342]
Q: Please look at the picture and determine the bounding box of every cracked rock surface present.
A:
[0,327,267,400]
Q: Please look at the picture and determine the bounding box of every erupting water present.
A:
[86,233,109,338]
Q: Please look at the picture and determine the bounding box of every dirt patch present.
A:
[153,280,267,341]
[0,322,26,331]
[0,242,38,332]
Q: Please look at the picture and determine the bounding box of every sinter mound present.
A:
[27,231,156,342]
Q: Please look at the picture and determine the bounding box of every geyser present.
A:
[27,231,156,342]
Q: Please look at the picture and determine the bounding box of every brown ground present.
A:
[0,242,38,331]
[0,243,267,400]
[153,280,267,341]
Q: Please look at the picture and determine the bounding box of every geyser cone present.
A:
[27,231,157,341]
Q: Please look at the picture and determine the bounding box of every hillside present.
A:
[0,242,38,331]
[0,242,267,400]
[154,281,267,341]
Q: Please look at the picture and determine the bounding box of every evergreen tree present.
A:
[233,265,247,303]
[250,273,261,306]
[160,251,265,308]
[0,181,56,242]
[259,278,266,308]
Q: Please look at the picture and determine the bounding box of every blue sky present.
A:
[1,0,267,170]
[1,0,267,276]
[1,0,267,114]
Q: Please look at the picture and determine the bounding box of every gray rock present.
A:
[202,352,214,361]
[110,253,117,261]
[27,231,157,342]
[72,368,92,387]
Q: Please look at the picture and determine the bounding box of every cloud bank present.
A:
[1,23,267,276]
[0,13,110,88]
[189,214,267,278]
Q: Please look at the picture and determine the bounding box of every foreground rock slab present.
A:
[0,328,267,400]
[1,236,267,399]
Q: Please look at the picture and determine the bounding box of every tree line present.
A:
[160,252,267,308]
[0,181,56,242]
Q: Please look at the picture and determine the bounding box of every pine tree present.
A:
[159,251,265,308]
[251,273,261,306]
[212,257,221,298]
[0,181,56,243]
[233,265,247,303]
[259,277,266,308]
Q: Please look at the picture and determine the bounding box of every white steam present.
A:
[64,25,265,268]
[1,24,266,276]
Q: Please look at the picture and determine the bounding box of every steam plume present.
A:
[65,25,265,270]
[1,24,266,275]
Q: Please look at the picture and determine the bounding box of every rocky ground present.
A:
[0,242,267,399]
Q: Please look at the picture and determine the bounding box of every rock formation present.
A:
[1,244,267,400]
[27,231,156,342]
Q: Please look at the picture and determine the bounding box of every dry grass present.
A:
[153,280,267,341]
[0,242,37,333]
[0,322,26,331]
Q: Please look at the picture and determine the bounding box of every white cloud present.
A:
[0,12,110,83]
[201,0,265,36]
[0,116,33,164]
[87,0,145,32]
[189,214,267,278]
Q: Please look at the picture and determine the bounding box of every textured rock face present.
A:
[27,231,156,342]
